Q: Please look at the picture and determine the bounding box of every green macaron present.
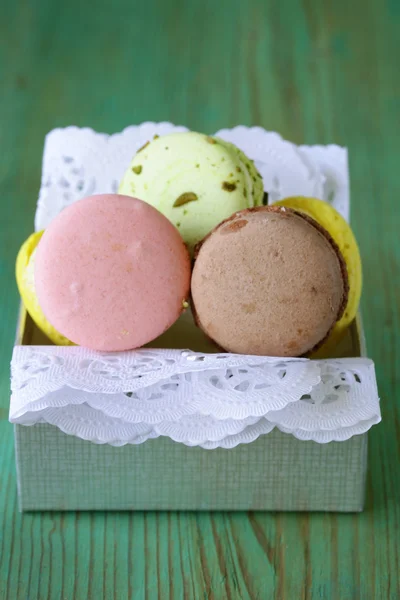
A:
[119,131,264,253]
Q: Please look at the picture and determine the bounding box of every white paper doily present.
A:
[34,122,349,231]
[11,123,377,448]
[10,346,380,447]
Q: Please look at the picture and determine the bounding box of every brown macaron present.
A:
[191,206,349,357]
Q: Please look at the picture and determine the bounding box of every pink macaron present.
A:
[35,194,191,351]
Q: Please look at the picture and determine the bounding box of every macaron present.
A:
[274,197,362,357]
[191,206,349,357]
[118,131,264,253]
[34,194,191,351]
[16,231,73,345]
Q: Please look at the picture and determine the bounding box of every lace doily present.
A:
[34,123,349,231]
[10,122,378,448]
[10,346,380,447]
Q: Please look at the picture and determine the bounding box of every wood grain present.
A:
[0,0,399,598]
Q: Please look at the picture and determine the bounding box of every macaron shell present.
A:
[34,194,191,351]
[215,138,264,207]
[192,206,347,357]
[118,131,263,253]
[274,197,362,357]
[16,231,74,345]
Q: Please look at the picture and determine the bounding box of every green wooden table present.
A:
[1,0,399,598]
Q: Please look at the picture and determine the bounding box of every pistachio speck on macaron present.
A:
[137,141,150,153]
[222,181,237,192]
[173,192,199,207]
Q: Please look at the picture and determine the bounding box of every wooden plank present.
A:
[0,0,399,598]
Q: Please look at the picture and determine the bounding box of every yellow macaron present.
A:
[274,197,362,357]
[16,231,73,346]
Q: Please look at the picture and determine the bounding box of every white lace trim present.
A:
[10,347,380,446]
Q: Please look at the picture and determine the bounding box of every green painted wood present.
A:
[0,0,399,597]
